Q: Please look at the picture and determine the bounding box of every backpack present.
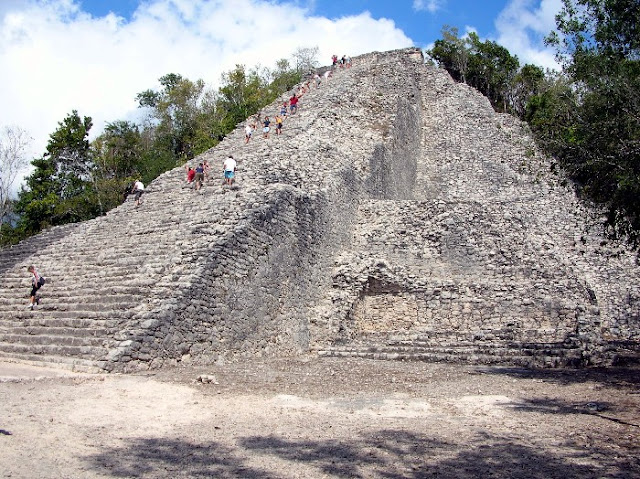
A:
[38,276,46,287]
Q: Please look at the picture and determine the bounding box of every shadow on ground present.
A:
[86,438,269,478]
[84,429,635,478]
[505,397,640,428]
[475,366,640,391]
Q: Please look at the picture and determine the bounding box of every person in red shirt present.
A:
[289,94,299,114]
[186,165,195,184]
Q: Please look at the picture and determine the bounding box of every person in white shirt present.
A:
[223,156,237,186]
[132,179,144,207]
[244,123,253,144]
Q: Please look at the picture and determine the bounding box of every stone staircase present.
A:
[0,49,417,371]
[318,334,584,368]
[1,48,638,371]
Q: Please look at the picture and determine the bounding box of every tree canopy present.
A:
[14,111,97,235]
[541,0,640,244]
[428,27,543,116]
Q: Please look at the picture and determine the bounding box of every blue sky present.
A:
[77,0,536,54]
[1,0,562,190]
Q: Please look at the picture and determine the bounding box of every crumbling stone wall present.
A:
[312,54,638,367]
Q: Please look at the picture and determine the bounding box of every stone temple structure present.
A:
[0,48,638,372]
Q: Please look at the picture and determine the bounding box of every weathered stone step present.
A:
[0,333,107,348]
[17,250,179,265]
[371,341,579,357]
[316,347,521,364]
[0,341,107,359]
[316,344,581,367]
[30,252,180,265]
[0,268,172,286]
[319,341,574,355]
[385,336,580,348]
[0,290,142,302]
[1,316,123,328]
[0,351,104,373]
[0,325,113,337]
[0,300,137,313]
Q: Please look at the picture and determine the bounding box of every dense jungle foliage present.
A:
[429,0,640,247]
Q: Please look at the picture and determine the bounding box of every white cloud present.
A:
[494,0,562,70]
[0,0,413,190]
[413,0,445,13]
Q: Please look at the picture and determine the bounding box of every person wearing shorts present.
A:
[275,115,283,135]
[194,163,205,190]
[262,116,271,138]
[223,155,237,186]
[289,94,299,114]
[132,179,144,207]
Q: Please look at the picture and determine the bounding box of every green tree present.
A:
[525,71,578,158]
[268,59,303,98]
[466,32,520,112]
[92,120,145,209]
[428,26,470,82]
[94,120,143,179]
[217,65,270,131]
[510,64,545,119]
[543,0,640,244]
[15,111,97,235]
[136,74,210,164]
[429,28,523,114]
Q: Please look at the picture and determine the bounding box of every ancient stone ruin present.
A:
[1,48,638,372]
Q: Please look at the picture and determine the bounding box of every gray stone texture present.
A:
[0,48,638,371]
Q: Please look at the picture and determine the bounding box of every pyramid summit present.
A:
[1,48,638,372]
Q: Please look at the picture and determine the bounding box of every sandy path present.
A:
[1,357,638,478]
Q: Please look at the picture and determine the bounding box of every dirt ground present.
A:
[1,357,639,479]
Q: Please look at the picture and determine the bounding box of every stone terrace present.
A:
[0,48,638,372]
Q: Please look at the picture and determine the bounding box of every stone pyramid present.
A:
[1,48,638,372]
